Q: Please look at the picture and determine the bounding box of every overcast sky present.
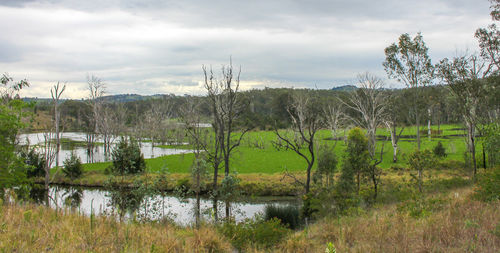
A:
[0,0,492,98]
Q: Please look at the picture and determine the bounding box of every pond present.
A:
[18,132,193,167]
[32,185,300,226]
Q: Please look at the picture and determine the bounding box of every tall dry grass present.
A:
[278,188,500,253]
[0,203,231,252]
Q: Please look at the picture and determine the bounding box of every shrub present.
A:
[218,217,290,250]
[21,148,45,178]
[433,141,447,157]
[264,204,301,229]
[407,149,437,193]
[111,137,146,175]
[62,152,82,180]
[473,167,500,202]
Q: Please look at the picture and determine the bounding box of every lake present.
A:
[18,132,193,167]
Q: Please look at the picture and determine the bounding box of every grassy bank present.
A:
[278,188,500,252]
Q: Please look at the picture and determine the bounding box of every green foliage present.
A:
[473,167,500,202]
[20,148,45,178]
[483,123,500,167]
[217,173,241,201]
[433,141,447,158]
[337,128,369,196]
[218,217,289,250]
[313,145,338,187]
[407,149,437,192]
[0,76,31,196]
[62,152,82,180]
[325,242,337,253]
[264,204,301,229]
[111,137,146,175]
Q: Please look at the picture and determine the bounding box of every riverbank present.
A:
[39,171,305,196]
[3,184,498,252]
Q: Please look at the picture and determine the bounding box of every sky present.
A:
[0,0,493,99]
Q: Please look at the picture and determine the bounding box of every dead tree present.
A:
[275,91,321,194]
[341,73,388,200]
[86,75,105,156]
[50,82,65,168]
[203,59,249,192]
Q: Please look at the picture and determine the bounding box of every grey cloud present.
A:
[0,0,493,98]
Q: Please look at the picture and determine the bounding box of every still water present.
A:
[18,132,193,167]
[35,185,299,226]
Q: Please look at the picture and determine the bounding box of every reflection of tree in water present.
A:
[62,188,83,208]
[29,184,47,204]
[107,187,145,221]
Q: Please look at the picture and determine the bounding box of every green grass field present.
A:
[82,124,470,175]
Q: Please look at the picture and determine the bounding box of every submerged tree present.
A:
[50,82,65,168]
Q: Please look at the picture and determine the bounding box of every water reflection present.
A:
[35,185,298,225]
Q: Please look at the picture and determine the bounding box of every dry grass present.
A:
[0,203,231,252]
[278,188,500,253]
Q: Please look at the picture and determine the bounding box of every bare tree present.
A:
[203,59,249,192]
[323,100,344,150]
[341,73,388,199]
[342,73,387,157]
[50,82,65,168]
[144,100,172,152]
[86,75,105,157]
[275,91,321,194]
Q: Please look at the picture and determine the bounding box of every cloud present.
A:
[0,0,493,98]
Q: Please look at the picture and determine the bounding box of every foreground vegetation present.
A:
[3,175,499,252]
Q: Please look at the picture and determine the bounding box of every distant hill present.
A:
[331,85,357,91]
[99,94,166,102]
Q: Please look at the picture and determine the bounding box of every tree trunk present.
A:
[428,108,431,142]
[416,112,421,151]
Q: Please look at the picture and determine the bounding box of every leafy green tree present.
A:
[0,74,31,198]
[313,145,338,188]
[111,137,146,175]
[437,53,489,179]
[21,148,45,178]
[337,128,370,196]
[407,149,437,193]
[383,33,434,151]
[62,152,83,180]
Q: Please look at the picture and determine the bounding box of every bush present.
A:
[473,167,500,202]
[62,152,82,180]
[21,148,45,178]
[111,137,146,175]
[264,204,301,229]
[433,141,447,158]
[218,217,290,250]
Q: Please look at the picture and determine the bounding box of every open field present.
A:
[81,124,470,175]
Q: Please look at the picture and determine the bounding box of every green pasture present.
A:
[82,124,471,174]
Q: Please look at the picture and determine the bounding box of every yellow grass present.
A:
[0,203,231,252]
[278,188,500,252]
